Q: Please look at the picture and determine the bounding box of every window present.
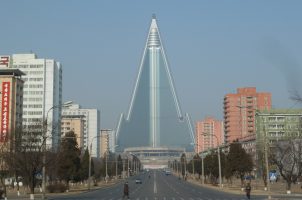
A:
[29,78,43,81]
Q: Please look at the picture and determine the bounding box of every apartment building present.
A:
[224,87,271,144]
[5,53,63,149]
[61,115,85,151]
[195,117,224,153]
[62,102,100,158]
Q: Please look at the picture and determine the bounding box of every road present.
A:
[49,170,301,200]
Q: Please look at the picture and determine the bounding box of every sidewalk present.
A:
[187,177,302,199]
[3,179,122,200]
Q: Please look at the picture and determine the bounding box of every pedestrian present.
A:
[123,181,129,199]
[245,182,251,200]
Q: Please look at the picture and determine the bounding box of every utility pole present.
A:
[115,155,118,179]
[265,139,271,199]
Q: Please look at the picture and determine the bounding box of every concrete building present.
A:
[100,129,110,157]
[62,102,100,158]
[256,109,302,145]
[0,67,24,151]
[195,117,224,153]
[255,109,302,172]
[224,87,271,144]
[1,54,63,149]
[61,115,85,151]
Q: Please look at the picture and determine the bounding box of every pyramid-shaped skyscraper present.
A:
[116,15,194,151]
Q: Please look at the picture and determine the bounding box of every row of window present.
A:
[23,91,43,95]
[23,104,43,108]
[22,118,42,122]
[22,78,44,82]
[28,71,44,75]
[23,111,43,115]
[14,64,44,69]
[23,84,44,88]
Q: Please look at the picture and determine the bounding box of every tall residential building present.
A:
[0,67,24,152]
[195,117,224,153]
[62,102,100,158]
[3,54,63,149]
[61,115,85,151]
[116,15,194,151]
[224,87,271,144]
[100,129,116,155]
[100,129,110,157]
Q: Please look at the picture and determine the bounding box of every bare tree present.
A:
[270,139,302,192]
[3,122,47,198]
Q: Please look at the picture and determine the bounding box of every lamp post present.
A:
[201,153,205,184]
[115,154,118,179]
[88,135,100,190]
[114,145,119,179]
[41,101,72,200]
[192,142,206,185]
[257,112,271,199]
[105,150,108,183]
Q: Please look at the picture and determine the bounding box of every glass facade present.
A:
[116,16,193,151]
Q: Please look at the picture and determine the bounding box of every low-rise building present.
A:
[0,68,24,153]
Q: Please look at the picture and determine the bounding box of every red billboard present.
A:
[0,82,10,142]
[0,56,10,67]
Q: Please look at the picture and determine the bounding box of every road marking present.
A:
[154,172,157,194]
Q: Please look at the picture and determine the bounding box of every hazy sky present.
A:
[1,1,302,129]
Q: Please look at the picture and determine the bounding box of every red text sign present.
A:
[0,82,10,142]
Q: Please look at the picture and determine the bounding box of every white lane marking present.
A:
[154,172,157,194]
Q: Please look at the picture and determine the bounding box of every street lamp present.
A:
[192,142,205,184]
[42,101,72,200]
[105,150,108,183]
[201,132,222,188]
[88,135,101,190]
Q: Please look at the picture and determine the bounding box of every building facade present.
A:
[255,109,302,174]
[2,54,63,149]
[61,115,85,151]
[0,67,24,151]
[195,117,224,153]
[62,102,100,157]
[256,109,302,145]
[100,129,110,157]
[224,87,271,144]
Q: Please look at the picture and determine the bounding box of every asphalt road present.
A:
[49,170,301,200]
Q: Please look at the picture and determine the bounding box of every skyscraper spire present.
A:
[116,15,194,150]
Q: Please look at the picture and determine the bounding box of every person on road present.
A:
[123,181,129,199]
[245,182,251,200]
